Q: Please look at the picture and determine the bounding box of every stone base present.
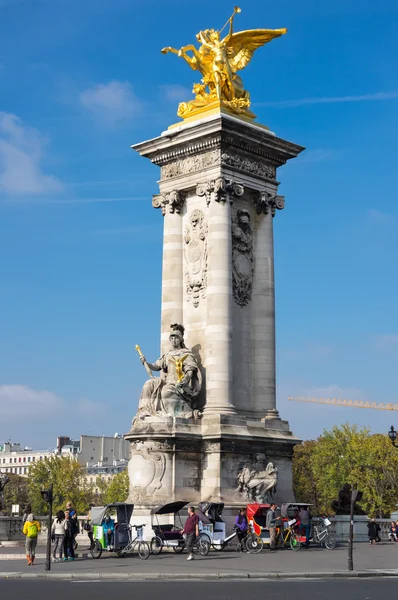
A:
[124,414,299,508]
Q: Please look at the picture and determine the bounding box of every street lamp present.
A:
[388,426,397,447]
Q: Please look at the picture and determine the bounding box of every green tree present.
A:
[27,456,94,515]
[293,423,398,517]
[103,470,129,504]
[2,475,29,515]
[310,423,370,514]
[292,440,320,512]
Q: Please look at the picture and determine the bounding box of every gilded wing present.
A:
[225,28,287,72]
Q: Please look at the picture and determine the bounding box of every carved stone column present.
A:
[152,191,185,353]
[252,190,285,419]
[202,179,243,416]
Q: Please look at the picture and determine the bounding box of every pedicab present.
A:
[90,502,150,560]
[198,502,243,551]
[150,501,210,556]
[245,503,301,552]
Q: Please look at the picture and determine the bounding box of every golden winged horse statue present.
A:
[161,7,286,120]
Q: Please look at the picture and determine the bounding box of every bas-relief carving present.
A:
[221,151,276,180]
[160,148,276,182]
[184,209,208,308]
[232,209,254,307]
[252,190,285,216]
[161,149,220,179]
[128,442,167,501]
[237,455,278,503]
[133,324,203,423]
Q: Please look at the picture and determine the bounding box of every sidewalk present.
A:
[1,542,398,580]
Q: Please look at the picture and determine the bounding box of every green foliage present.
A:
[292,440,321,512]
[94,470,129,506]
[103,470,129,504]
[293,423,398,518]
[2,475,29,515]
[27,456,94,515]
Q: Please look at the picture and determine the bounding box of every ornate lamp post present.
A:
[388,426,397,447]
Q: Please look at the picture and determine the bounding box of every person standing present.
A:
[51,510,66,562]
[183,506,199,561]
[63,511,75,560]
[266,503,278,551]
[298,506,312,549]
[234,508,248,551]
[22,513,41,565]
[367,518,381,545]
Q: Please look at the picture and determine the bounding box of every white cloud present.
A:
[256,91,398,108]
[0,112,63,195]
[0,385,63,421]
[0,385,105,422]
[376,334,398,351]
[161,84,191,101]
[80,80,141,125]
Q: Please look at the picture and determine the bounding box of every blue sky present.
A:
[1,0,397,448]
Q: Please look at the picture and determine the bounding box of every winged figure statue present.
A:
[161,7,286,120]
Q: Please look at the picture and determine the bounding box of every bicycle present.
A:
[311,517,336,550]
[91,524,150,560]
[246,521,301,553]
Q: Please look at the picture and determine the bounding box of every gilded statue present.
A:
[161,6,287,120]
[134,324,202,421]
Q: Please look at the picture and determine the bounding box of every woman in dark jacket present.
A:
[367,518,381,544]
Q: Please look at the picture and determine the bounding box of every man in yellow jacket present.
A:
[22,513,41,565]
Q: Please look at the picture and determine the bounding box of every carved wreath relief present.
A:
[184,209,208,308]
[232,209,254,307]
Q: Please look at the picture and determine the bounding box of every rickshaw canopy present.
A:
[90,503,134,526]
[246,503,271,521]
[150,501,189,515]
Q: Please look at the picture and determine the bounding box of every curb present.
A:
[1,571,397,581]
[0,554,89,561]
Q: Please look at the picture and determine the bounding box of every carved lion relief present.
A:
[232,209,254,307]
[184,209,208,308]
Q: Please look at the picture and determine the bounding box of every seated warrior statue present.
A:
[136,324,202,420]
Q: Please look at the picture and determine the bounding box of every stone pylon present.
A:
[125,111,304,512]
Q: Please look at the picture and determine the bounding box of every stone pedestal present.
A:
[126,110,304,514]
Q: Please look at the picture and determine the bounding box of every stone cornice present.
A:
[132,113,305,170]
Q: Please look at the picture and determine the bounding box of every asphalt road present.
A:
[0,579,396,599]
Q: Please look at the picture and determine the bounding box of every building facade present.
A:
[0,435,130,478]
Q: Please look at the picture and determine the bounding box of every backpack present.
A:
[27,522,38,538]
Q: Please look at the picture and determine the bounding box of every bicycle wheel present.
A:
[325,535,336,550]
[245,534,264,554]
[173,544,184,553]
[138,541,150,560]
[197,537,210,556]
[150,536,163,555]
[290,532,301,551]
[90,540,102,559]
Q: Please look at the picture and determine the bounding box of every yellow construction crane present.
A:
[288,396,398,412]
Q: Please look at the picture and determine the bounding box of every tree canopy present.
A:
[293,423,398,517]
[27,456,94,515]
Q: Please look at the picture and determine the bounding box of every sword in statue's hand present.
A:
[135,345,154,379]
